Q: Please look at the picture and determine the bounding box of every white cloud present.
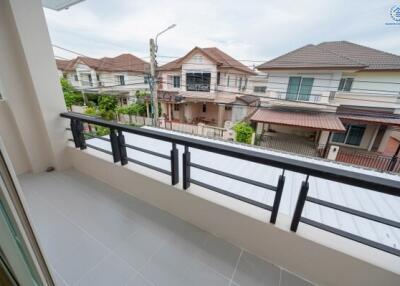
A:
[45,0,400,63]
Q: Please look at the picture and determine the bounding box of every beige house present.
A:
[251,41,400,158]
[157,47,259,127]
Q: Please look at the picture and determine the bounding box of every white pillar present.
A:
[0,0,69,173]
[217,104,225,127]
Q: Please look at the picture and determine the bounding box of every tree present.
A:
[98,95,118,120]
[233,122,254,144]
[60,78,83,110]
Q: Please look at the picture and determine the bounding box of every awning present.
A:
[338,115,400,126]
[251,109,346,132]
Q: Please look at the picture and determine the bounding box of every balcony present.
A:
[1,1,400,285]
[261,91,334,110]
[19,169,312,286]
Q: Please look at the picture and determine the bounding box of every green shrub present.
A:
[98,95,118,112]
[233,122,254,144]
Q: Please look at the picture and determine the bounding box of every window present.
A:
[202,103,207,112]
[96,74,100,82]
[238,77,243,90]
[186,73,211,92]
[217,72,221,85]
[87,74,93,86]
[338,78,353,91]
[253,86,266,93]
[117,75,125,86]
[173,76,180,88]
[144,75,149,84]
[174,104,180,111]
[286,76,314,101]
[74,74,79,81]
[122,97,128,105]
[225,105,232,111]
[332,124,366,146]
[243,78,248,91]
[227,75,230,87]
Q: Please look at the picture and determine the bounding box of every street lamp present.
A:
[149,24,176,125]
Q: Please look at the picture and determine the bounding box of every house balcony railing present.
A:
[61,111,400,257]
[186,83,210,92]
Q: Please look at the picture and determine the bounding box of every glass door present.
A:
[0,141,54,286]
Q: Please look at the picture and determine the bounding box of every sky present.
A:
[45,0,400,65]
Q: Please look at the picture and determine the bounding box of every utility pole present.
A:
[149,38,158,126]
[149,24,176,127]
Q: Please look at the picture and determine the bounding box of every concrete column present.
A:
[217,104,225,127]
[168,103,172,120]
[368,125,380,151]
[377,126,393,153]
[0,0,69,173]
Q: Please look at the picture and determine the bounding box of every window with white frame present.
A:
[253,86,266,93]
[338,78,354,91]
[286,76,314,101]
[74,74,79,81]
[173,76,180,88]
[332,124,366,146]
[116,75,125,86]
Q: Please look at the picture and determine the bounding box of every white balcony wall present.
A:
[0,0,69,173]
[0,101,30,174]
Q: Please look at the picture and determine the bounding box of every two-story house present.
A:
[157,47,259,127]
[251,41,400,159]
[56,53,150,105]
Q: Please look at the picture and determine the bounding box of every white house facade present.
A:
[157,47,259,127]
[251,41,400,157]
[57,54,150,105]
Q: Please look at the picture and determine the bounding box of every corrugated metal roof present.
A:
[88,128,400,252]
[251,109,346,131]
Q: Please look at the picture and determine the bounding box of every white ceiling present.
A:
[42,0,85,11]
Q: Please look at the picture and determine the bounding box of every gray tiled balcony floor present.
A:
[19,169,314,286]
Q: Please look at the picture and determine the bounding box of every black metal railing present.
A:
[61,112,400,256]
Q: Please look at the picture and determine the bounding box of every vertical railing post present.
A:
[290,175,310,232]
[182,146,191,190]
[109,128,121,163]
[270,170,286,224]
[170,143,179,185]
[388,144,400,172]
[70,119,86,150]
[118,130,128,166]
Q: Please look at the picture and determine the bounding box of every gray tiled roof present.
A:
[257,41,400,71]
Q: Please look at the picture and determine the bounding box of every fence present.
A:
[336,148,400,173]
[62,111,400,257]
[259,134,320,157]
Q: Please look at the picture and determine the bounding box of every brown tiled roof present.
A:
[237,94,259,104]
[337,106,400,126]
[251,109,346,131]
[56,54,149,73]
[158,47,256,74]
[257,41,400,71]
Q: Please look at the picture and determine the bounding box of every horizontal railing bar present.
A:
[126,157,171,175]
[306,197,400,229]
[60,112,400,196]
[300,217,400,257]
[124,143,170,159]
[84,133,111,142]
[190,162,277,191]
[190,179,273,211]
[86,144,113,156]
